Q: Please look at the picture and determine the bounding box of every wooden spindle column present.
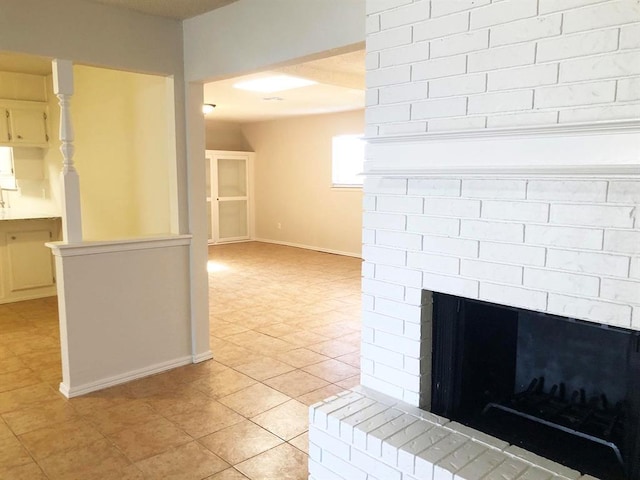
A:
[52,59,82,243]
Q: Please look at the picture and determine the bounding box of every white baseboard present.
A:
[0,290,57,305]
[192,351,214,363]
[253,238,362,259]
[59,355,193,398]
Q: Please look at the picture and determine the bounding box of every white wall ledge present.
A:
[46,234,192,257]
[363,164,640,178]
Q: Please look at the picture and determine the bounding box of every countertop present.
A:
[0,210,61,221]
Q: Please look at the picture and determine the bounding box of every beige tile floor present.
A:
[0,242,362,479]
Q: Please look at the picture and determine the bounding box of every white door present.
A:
[208,151,253,244]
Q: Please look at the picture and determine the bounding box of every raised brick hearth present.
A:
[309,387,592,480]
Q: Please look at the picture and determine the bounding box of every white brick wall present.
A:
[361,175,640,408]
[310,387,598,480]
[353,3,640,479]
[366,0,640,135]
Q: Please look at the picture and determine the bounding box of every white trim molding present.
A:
[47,234,192,257]
[253,238,362,259]
[192,351,214,363]
[365,121,640,178]
[59,355,193,398]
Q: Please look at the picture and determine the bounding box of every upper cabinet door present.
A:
[0,110,9,143]
[7,107,48,145]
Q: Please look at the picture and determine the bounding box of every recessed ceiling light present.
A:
[263,96,284,101]
[233,75,317,93]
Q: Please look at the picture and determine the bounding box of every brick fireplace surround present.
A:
[309,124,640,480]
[308,1,640,478]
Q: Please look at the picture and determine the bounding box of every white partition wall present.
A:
[1,0,208,396]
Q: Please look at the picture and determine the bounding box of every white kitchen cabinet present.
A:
[0,101,49,147]
[205,150,255,244]
[0,217,60,303]
[7,230,54,292]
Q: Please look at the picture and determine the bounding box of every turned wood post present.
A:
[52,59,82,243]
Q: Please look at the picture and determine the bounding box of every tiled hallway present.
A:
[0,242,362,479]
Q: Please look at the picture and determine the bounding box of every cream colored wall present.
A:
[206,121,251,151]
[0,71,47,102]
[130,74,174,236]
[72,65,173,240]
[242,110,364,257]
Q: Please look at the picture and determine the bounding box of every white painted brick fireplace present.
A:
[310,1,640,479]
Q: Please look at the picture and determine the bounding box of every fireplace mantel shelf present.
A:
[365,120,640,178]
[363,164,639,178]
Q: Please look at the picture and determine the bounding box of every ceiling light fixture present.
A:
[233,75,317,93]
[202,104,216,114]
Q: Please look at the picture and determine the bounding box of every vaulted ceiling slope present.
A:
[74,0,238,19]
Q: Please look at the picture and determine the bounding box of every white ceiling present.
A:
[203,49,366,123]
[73,0,238,19]
[2,0,365,124]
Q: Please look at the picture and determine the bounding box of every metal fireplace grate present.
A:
[482,376,626,466]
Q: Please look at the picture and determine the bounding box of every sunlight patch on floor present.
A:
[207,261,229,273]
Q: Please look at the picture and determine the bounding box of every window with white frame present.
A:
[332,134,365,187]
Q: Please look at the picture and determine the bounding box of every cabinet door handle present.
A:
[16,135,22,139]
[10,236,16,240]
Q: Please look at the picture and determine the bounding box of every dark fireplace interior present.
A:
[431,293,640,480]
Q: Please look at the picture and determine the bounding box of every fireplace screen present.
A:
[430,293,640,480]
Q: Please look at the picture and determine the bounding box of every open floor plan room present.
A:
[0,242,361,479]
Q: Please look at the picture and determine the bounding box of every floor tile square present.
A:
[296,384,346,406]
[206,468,250,479]
[218,384,290,418]
[235,443,308,480]
[2,398,78,435]
[234,357,296,381]
[38,438,132,480]
[190,368,256,399]
[0,435,32,469]
[199,420,283,464]
[0,460,47,479]
[19,418,103,460]
[85,400,162,436]
[263,370,329,398]
[168,401,244,438]
[307,339,358,358]
[107,417,192,461]
[301,359,359,383]
[251,399,308,441]
[135,441,229,480]
[275,348,330,368]
[289,432,309,454]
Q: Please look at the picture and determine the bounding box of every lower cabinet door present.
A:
[6,229,54,292]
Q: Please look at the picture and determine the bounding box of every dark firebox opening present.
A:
[431,293,640,480]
